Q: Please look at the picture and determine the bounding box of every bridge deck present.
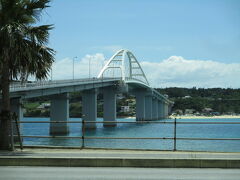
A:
[6,77,172,103]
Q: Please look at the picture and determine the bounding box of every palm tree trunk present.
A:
[0,56,11,150]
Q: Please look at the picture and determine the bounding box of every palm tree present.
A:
[0,0,54,150]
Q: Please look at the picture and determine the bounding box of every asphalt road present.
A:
[0,167,240,180]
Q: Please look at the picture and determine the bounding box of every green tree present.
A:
[0,0,54,150]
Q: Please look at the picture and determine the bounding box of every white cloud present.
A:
[141,56,240,88]
[52,53,106,80]
[51,54,240,88]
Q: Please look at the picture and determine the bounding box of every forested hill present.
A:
[156,87,240,114]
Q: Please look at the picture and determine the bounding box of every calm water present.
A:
[21,117,240,152]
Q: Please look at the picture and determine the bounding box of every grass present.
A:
[24,102,40,109]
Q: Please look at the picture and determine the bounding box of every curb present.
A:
[0,157,239,168]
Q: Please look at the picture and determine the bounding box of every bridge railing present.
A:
[12,119,240,152]
[10,78,120,91]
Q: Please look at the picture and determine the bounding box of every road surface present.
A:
[0,167,239,180]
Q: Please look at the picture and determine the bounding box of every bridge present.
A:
[2,49,173,135]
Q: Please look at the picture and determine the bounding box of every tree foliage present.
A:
[156,87,240,114]
[0,0,54,150]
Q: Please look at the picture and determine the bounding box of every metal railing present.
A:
[12,118,240,151]
[10,77,120,92]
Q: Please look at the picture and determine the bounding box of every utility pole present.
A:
[73,56,77,80]
[89,58,91,78]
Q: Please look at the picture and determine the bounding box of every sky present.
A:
[40,0,240,88]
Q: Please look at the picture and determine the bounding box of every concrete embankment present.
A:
[0,148,239,168]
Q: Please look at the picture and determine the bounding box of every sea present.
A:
[21,117,240,152]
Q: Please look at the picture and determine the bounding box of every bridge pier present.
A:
[135,91,145,121]
[162,102,168,119]
[82,89,97,129]
[161,102,165,119]
[152,98,158,120]
[158,101,163,119]
[145,95,152,120]
[50,93,69,135]
[168,104,173,116]
[165,102,169,118]
[103,88,117,127]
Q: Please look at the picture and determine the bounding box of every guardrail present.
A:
[9,77,120,91]
[12,119,240,151]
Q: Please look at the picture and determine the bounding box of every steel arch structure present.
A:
[97,49,149,86]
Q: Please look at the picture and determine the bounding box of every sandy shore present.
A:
[170,115,240,119]
[118,115,240,119]
[118,116,240,119]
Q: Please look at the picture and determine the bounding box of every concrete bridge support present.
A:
[135,91,145,121]
[166,103,169,118]
[103,88,116,126]
[161,102,165,119]
[168,104,172,116]
[158,100,163,119]
[152,98,158,120]
[10,98,23,119]
[163,102,169,119]
[82,89,97,129]
[50,93,69,135]
[145,95,152,120]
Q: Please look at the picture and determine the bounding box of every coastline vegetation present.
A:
[157,87,240,115]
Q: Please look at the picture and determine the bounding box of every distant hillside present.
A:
[156,87,240,114]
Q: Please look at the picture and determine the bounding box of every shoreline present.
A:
[120,115,240,119]
[23,115,240,119]
[170,115,240,119]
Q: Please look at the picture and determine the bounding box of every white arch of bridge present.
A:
[97,49,149,86]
